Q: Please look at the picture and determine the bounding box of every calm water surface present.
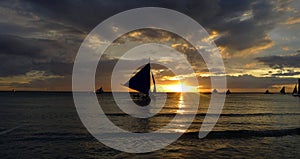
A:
[0,92,299,158]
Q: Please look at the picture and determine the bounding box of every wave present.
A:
[16,132,92,142]
[105,113,300,117]
[182,128,300,139]
[0,125,22,135]
[15,128,299,142]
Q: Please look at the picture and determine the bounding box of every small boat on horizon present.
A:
[280,86,286,95]
[264,89,273,94]
[292,85,297,96]
[96,87,104,94]
[212,89,218,94]
[292,78,300,97]
[226,89,231,95]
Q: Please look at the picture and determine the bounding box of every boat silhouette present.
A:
[226,89,231,95]
[292,79,300,97]
[264,90,273,94]
[96,87,104,94]
[280,86,286,95]
[122,60,156,106]
[212,89,218,94]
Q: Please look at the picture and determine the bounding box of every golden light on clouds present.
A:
[284,17,300,25]
[240,10,253,21]
[128,31,142,38]
[281,46,290,51]
[235,41,275,57]
[0,70,63,86]
[201,30,220,43]
[86,35,108,50]
[211,30,219,37]
[171,43,189,49]
[245,62,257,68]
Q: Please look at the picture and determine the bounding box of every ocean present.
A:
[0,92,299,158]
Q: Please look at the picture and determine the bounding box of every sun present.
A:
[158,83,198,92]
[163,84,182,92]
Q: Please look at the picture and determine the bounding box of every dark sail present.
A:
[124,63,150,95]
[226,89,231,94]
[280,86,286,94]
[265,90,271,94]
[292,85,297,94]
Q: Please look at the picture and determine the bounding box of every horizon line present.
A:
[0,90,293,94]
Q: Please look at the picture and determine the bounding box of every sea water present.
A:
[0,92,299,158]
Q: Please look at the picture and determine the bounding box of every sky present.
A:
[0,0,300,92]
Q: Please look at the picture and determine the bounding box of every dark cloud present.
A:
[214,0,290,54]
[271,71,300,77]
[256,53,300,69]
[20,0,220,31]
[0,0,297,90]
[0,34,49,58]
[113,28,206,71]
[0,34,76,77]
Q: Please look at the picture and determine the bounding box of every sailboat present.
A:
[264,89,273,94]
[96,87,104,94]
[226,89,231,95]
[292,79,300,97]
[280,86,286,94]
[212,89,218,94]
[122,60,156,106]
[292,85,297,96]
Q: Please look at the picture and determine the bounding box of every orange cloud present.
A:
[0,70,63,85]
[284,17,300,25]
[281,46,290,51]
[235,41,275,57]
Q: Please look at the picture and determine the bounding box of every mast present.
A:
[298,79,300,95]
[149,57,156,94]
[152,71,156,93]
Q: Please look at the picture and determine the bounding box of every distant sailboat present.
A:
[226,89,231,95]
[280,86,286,94]
[293,79,300,97]
[264,89,272,94]
[212,89,218,94]
[96,87,104,94]
[123,60,156,106]
[292,85,297,96]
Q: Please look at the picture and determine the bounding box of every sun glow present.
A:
[157,83,198,92]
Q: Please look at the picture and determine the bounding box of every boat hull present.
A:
[130,93,151,106]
